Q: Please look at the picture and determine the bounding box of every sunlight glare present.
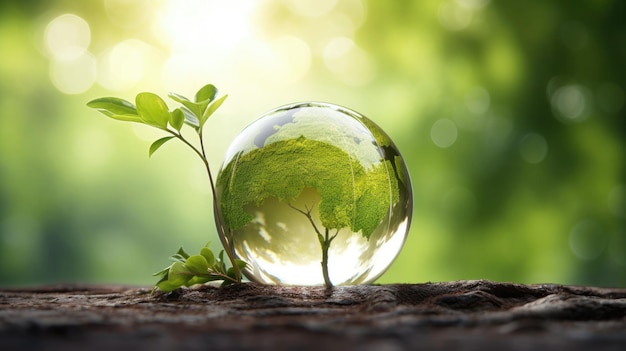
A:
[284,0,338,18]
[323,37,375,86]
[155,0,256,53]
[97,39,157,91]
[154,1,276,92]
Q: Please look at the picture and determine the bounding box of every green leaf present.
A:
[152,265,171,277]
[199,94,228,129]
[167,261,192,286]
[154,272,169,286]
[218,250,226,273]
[200,247,216,266]
[136,92,170,129]
[167,92,191,105]
[194,84,217,116]
[220,275,237,287]
[170,108,185,131]
[168,92,203,118]
[225,260,247,285]
[180,106,200,130]
[87,97,137,116]
[149,136,175,157]
[195,84,217,104]
[170,254,187,263]
[186,276,210,286]
[176,246,190,259]
[109,114,143,123]
[226,267,238,280]
[185,255,209,275]
[234,259,247,270]
[156,280,183,292]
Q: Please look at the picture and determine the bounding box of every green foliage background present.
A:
[0,0,623,287]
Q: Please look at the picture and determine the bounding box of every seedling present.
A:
[87,84,245,291]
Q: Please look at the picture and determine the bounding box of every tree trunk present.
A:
[1,280,625,350]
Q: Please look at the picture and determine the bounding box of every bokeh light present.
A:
[569,220,607,261]
[49,52,97,94]
[44,14,91,60]
[519,133,548,164]
[431,119,458,148]
[551,83,593,123]
[45,13,96,95]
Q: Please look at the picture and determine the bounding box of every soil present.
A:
[1,280,625,350]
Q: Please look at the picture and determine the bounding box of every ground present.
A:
[1,280,625,350]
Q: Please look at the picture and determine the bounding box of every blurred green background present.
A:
[0,0,624,287]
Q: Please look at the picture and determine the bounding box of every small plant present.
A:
[87,83,246,292]
[152,243,247,292]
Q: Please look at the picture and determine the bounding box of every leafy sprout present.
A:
[152,243,247,292]
[87,84,245,292]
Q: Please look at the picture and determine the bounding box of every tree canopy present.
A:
[217,136,399,239]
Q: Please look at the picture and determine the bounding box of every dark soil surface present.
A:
[1,280,625,350]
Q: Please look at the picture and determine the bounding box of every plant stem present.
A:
[321,228,332,288]
[168,129,242,282]
[198,132,242,282]
[288,203,337,288]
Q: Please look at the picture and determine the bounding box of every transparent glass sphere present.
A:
[215,102,412,286]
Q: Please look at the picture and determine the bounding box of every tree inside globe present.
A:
[216,102,412,287]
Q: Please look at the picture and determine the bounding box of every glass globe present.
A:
[215,102,412,286]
